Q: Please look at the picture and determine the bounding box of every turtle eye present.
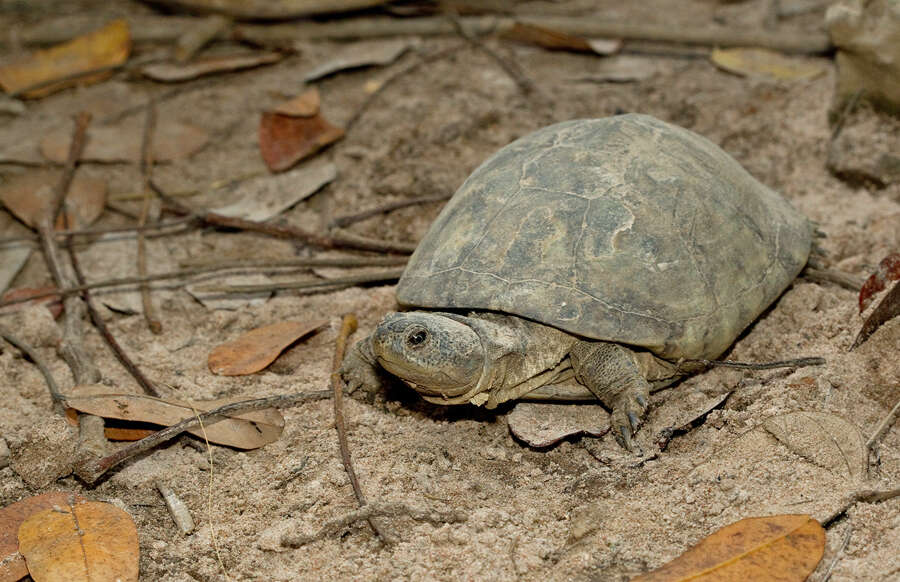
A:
[406,327,428,348]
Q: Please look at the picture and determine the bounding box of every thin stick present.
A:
[803,267,864,292]
[179,256,408,269]
[0,217,195,248]
[865,398,900,452]
[820,526,852,582]
[448,14,536,97]
[74,390,332,484]
[48,112,93,224]
[191,268,405,294]
[332,314,393,545]
[150,180,415,254]
[822,488,900,526]
[688,356,826,370]
[137,101,162,334]
[0,326,65,414]
[66,237,162,398]
[329,194,451,228]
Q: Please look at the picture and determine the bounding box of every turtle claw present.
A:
[609,384,650,452]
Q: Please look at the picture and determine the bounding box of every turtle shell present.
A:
[397,114,811,361]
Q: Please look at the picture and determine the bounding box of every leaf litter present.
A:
[258,111,344,172]
[0,169,106,230]
[208,319,329,375]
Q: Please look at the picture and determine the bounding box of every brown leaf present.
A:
[259,112,343,172]
[711,47,826,80]
[632,515,825,582]
[41,119,208,163]
[507,402,609,447]
[0,20,130,98]
[140,51,282,82]
[273,87,320,117]
[0,287,63,319]
[63,385,286,449]
[501,22,622,55]
[852,279,900,349]
[0,492,87,582]
[209,320,328,375]
[763,412,867,481]
[0,169,106,230]
[18,500,138,582]
[303,39,411,82]
[859,252,900,312]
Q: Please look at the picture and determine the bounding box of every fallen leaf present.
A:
[507,402,609,447]
[273,87,320,117]
[303,39,412,82]
[63,384,285,449]
[209,319,328,376]
[41,119,208,163]
[632,514,825,582]
[102,426,156,441]
[18,499,138,582]
[711,47,826,80]
[0,286,63,319]
[571,56,663,83]
[259,111,343,172]
[212,160,336,221]
[0,248,31,297]
[185,272,273,310]
[852,279,900,349]
[501,22,621,55]
[0,20,130,98]
[0,170,106,230]
[764,412,867,481]
[140,51,282,82]
[859,252,900,312]
[0,492,87,582]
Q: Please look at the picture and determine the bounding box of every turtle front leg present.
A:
[340,336,385,399]
[569,341,651,452]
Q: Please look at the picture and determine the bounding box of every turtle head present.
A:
[371,312,485,398]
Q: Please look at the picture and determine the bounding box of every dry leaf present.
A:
[632,514,825,582]
[274,87,320,117]
[63,385,285,449]
[185,272,273,310]
[0,492,87,582]
[41,119,208,163]
[259,111,343,172]
[507,402,609,447]
[303,39,412,82]
[0,169,106,230]
[140,51,282,82]
[852,279,900,349]
[859,252,900,312]
[18,499,138,582]
[764,412,867,481]
[501,22,621,55]
[711,47,826,80]
[0,20,130,98]
[209,319,328,375]
[212,160,336,221]
[0,286,63,319]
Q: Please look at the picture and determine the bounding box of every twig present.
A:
[831,89,864,141]
[803,267,864,292]
[36,112,101,386]
[150,180,415,254]
[332,313,394,545]
[191,268,405,294]
[0,217,195,248]
[820,526,852,582]
[74,390,332,484]
[66,243,162,398]
[179,256,408,269]
[822,488,900,527]
[0,326,65,414]
[688,356,826,370]
[156,481,196,534]
[280,501,467,547]
[137,101,162,334]
[329,194,451,228]
[865,398,900,452]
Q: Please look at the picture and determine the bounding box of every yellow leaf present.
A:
[18,500,139,582]
[711,48,826,81]
[0,20,131,98]
[632,514,825,581]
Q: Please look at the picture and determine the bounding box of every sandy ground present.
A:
[0,1,898,580]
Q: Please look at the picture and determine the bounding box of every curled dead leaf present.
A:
[763,412,867,481]
[711,47,826,81]
[0,492,87,582]
[209,319,328,375]
[302,39,412,82]
[0,170,106,230]
[140,51,282,82]
[64,385,286,449]
[18,499,138,582]
[632,514,825,582]
[858,252,900,312]
[0,20,130,98]
[852,278,900,349]
[501,22,621,55]
[258,112,343,172]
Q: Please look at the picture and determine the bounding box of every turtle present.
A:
[340,113,812,450]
